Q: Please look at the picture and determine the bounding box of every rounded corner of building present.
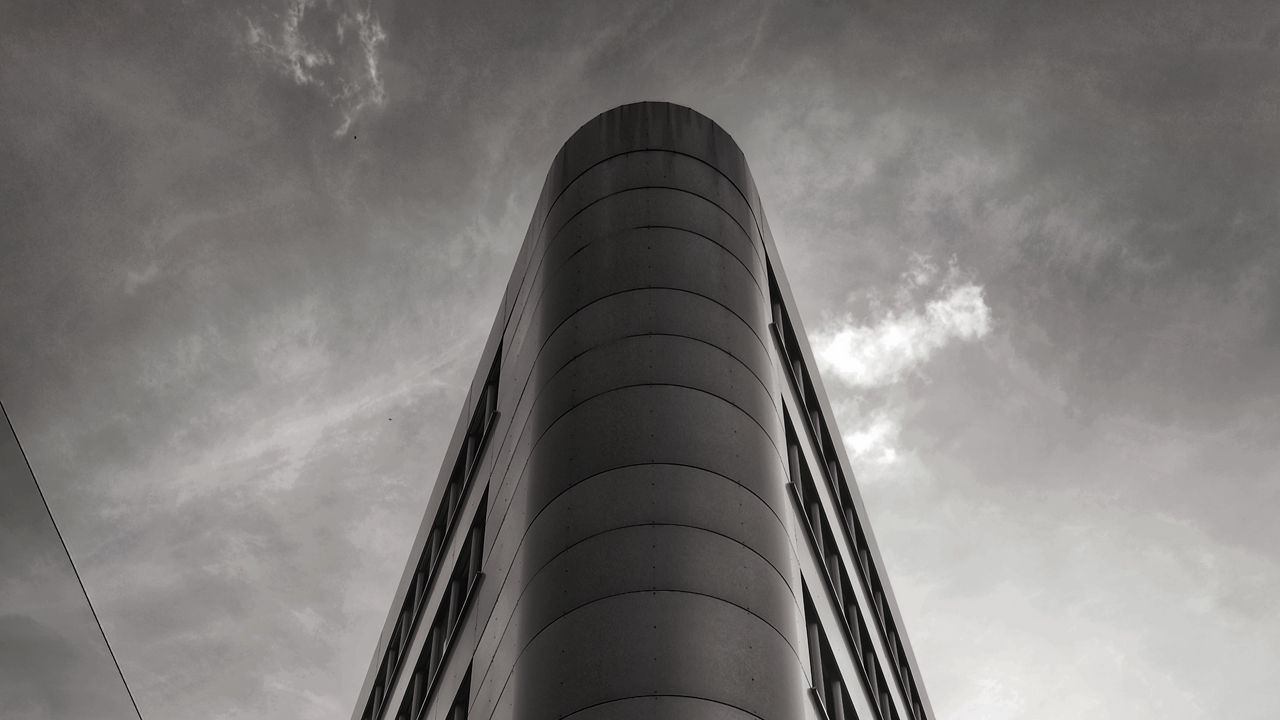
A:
[547,100,760,219]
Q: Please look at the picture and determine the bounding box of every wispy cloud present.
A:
[123,263,161,295]
[245,0,332,87]
[813,255,992,389]
[245,0,388,136]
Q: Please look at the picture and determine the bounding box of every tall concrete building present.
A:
[352,102,934,720]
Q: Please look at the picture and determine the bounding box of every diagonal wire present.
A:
[1,401,145,720]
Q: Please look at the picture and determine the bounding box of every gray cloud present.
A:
[1,1,1277,718]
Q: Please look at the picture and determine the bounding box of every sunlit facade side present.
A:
[351,101,935,720]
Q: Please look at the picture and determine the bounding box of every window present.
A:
[771,264,926,720]
[804,587,853,720]
[391,496,485,720]
[359,350,499,720]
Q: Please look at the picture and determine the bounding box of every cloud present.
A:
[813,256,992,470]
[123,263,161,295]
[813,256,992,389]
[843,412,901,465]
[244,0,388,136]
[245,1,332,87]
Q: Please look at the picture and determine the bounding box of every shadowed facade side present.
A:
[353,102,934,720]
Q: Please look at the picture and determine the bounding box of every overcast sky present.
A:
[2,1,1278,718]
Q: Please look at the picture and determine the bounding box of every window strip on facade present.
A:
[770,263,928,720]
[804,586,856,720]
[390,495,485,720]
[359,351,498,720]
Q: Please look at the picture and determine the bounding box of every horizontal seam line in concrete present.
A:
[529,146,768,282]
[504,182,767,350]
[472,459,803,689]
[485,284,773,526]
[484,380,787,565]
[480,588,808,720]
[541,148,769,270]
[558,693,768,720]
[542,220,765,303]
[486,329,780,530]
[541,186,765,295]
[471,519,801,700]
[506,223,767,384]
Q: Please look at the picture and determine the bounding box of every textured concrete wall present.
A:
[466,102,808,720]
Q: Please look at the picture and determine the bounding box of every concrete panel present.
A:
[499,296,778,466]
[558,695,764,720]
[475,525,802,709]
[503,208,771,386]
[512,204,767,341]
[480,592,807,720]
[550,103,766,233]
[529,335,779,448]
[541,154,766,274]
[471,464,803,694]
[480,289,778,537]
[492,385,785,541]
[511,150,767,301]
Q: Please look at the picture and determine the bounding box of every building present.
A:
[352,102,935,720]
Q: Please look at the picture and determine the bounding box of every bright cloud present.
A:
[245,0,388,136]
[816,257,993,469]
[813,258,992,389]
[844,413,901,465]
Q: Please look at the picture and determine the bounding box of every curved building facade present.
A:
[352,103,935,720]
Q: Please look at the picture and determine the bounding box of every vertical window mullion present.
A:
[808,492,824,556]
[468,524,483,580]
[410,670,424,716]
[464,434,479,479]
[826,543,843,607]
[446,575,462,629]
[446,475,461,523]
[428,625,443,680]
[828,677,847,720]
[483,382,497,427]
[428,526,444,568]
[414,568,426,612]
[807,619,825,702]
